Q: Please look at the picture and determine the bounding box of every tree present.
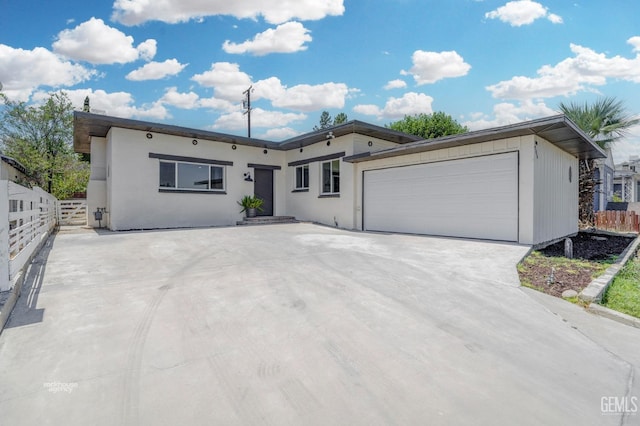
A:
[0,91,90,199]
[333,112,348,125]
[387,112,468,139]
[559,96,639,226]
[313,111,349,130]
[313,111,333,131]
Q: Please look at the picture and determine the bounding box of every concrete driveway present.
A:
[0,223,638,425]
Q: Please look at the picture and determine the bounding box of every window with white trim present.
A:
[295,164,309,190]
[321,159,340,194]
[159,160,225,191]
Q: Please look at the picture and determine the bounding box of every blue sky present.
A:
[1,0,639,161]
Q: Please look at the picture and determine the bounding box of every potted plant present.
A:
[238,195,264,218]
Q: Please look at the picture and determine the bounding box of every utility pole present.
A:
[242,85,253,138]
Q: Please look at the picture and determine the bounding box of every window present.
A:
[321,159,340,194]
[159,160,225,191]
[295,164,309,190]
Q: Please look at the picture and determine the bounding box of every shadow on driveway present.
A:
[5,233,57,329]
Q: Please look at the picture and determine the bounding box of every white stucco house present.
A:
[74,112,605,246]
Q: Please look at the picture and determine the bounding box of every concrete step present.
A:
[236,216,298,226]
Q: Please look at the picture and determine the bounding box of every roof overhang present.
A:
[73,112,279,154]
[277,120,422,149]
[73,113,423,154]
[343,115,606,163]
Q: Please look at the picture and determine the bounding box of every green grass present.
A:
[602,256,640,318]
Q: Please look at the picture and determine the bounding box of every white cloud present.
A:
[353,104,383,116]
[191,62,252,101]
[126,59,187,81]
[353,92,434,119]
[112,0,345,25]
[39,88,169,120]
[259,127,300,140]
[485,1,562,26]
[547,13,563,24]
[192,62,352,112]
[212,108,306,130]
[462,100,556,130]
[629,36,640,53]
[384,79,407,90]
[158,87,199,109]
[270,82,350,111]
[611,124,640,163]
[401,50,471,85]
[222,22,312,56]
[52,17,156,64]
[198,96,237,112]
[487,38,640,100]
[0,44,95,101]
[136,39,157,61]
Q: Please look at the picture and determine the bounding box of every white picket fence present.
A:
[57,199,87,225]
[0,181,57,291]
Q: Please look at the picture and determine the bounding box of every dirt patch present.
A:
[540,232,634,261]
[518,232,635,298]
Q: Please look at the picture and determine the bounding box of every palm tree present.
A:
[559,97,639,226]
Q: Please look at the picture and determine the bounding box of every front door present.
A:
[254,168,274,216]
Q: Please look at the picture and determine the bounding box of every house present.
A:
[73,112,605,245]
[593,147,615,212]
[0,155,30,185]
[613,156,640,204]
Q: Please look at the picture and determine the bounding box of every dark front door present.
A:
[254,168,274,216]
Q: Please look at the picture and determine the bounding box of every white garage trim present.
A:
[362,152,519,242]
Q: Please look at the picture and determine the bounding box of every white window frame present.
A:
[320,159,340,195]
[159,160,226,192]
[294,164,309,190]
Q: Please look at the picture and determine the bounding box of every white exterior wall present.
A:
[284,135,355,229]
[106,128,286,230]
[532,137,579,245]
[353,136,542,244]
[284,135,401,229]
[87,137,107,227]
[0,163,27,182]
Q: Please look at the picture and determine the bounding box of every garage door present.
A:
[363,152,518,241]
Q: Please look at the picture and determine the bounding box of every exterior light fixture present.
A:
[146,133,153,139]
[244,172,253,182]
[192,139,198,145]
[232,144,237,150]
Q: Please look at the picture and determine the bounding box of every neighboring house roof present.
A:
[0,154,28,175]
[343,115,606,163]
[73,112,422,154]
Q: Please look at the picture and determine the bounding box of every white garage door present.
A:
[363,152,518,241]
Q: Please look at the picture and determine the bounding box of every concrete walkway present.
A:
[0,223,638,425]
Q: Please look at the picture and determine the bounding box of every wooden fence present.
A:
[1,181,57,291]
[595,210,640,233]
[57,199,87,226]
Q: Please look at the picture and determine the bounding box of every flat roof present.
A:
[73,112,422,154]
[343,115,606,163]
